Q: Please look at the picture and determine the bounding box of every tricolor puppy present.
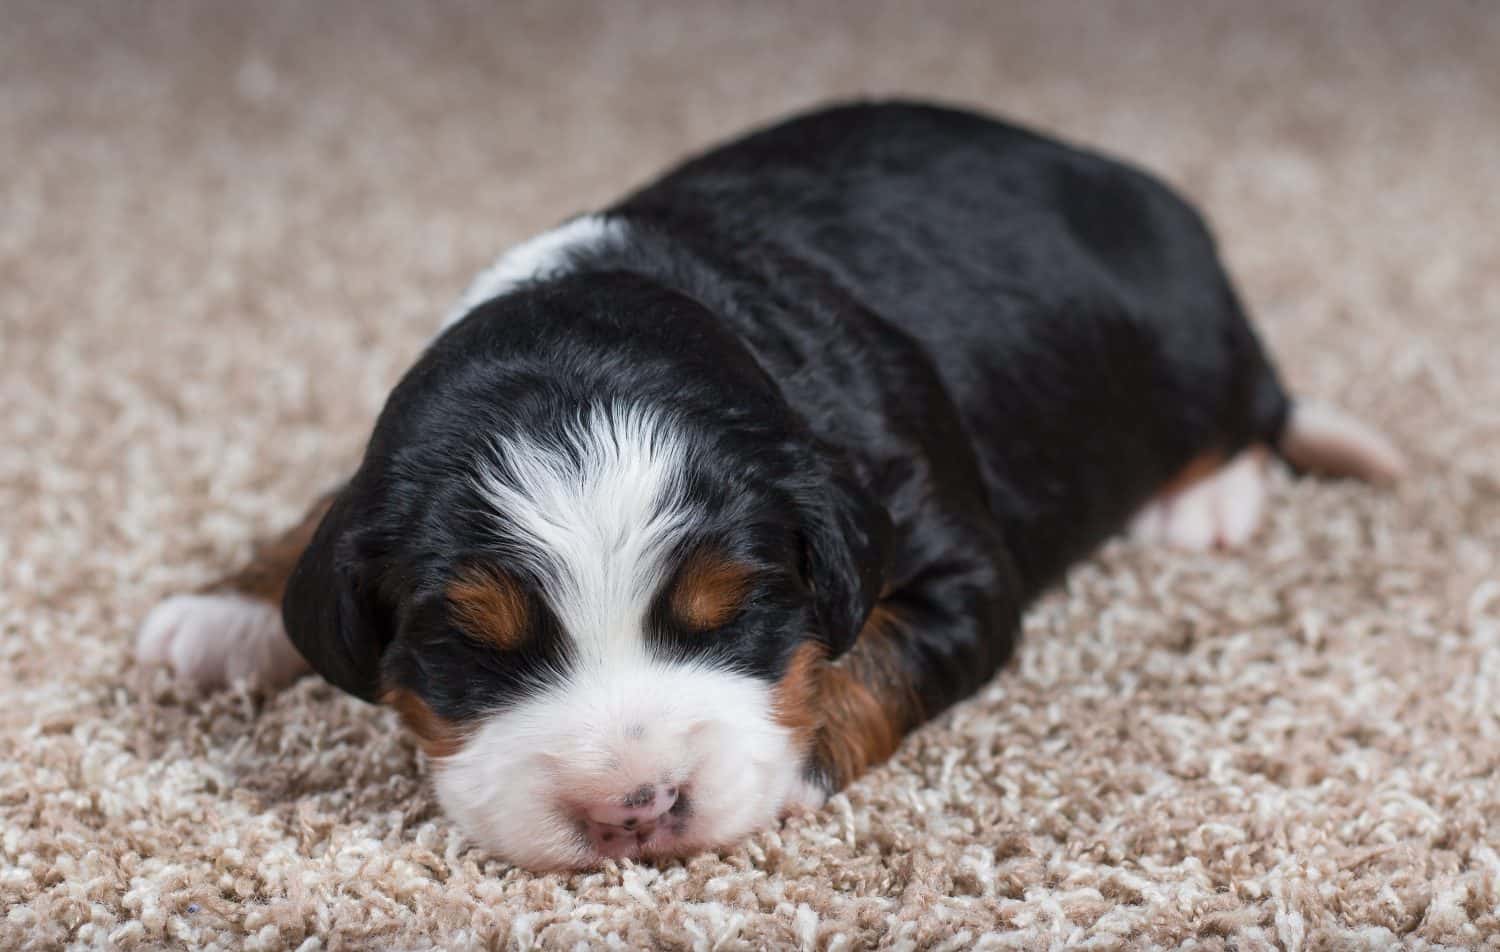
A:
[138,102,1404,870]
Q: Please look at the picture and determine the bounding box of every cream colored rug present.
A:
[4,1,1499,948]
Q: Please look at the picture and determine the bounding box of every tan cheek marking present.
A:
[774,604,920,790]
[772,641,825,753]
[447,567,528,651]
[382,687,466,760]
[670,551,754,631]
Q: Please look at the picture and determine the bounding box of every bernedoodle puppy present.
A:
[138,101,1403,870]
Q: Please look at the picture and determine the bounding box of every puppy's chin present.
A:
[428,660,822,871]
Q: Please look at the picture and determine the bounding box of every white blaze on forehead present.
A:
[472,403,693,663]
[442,214,627,328]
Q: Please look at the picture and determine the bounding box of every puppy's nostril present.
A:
[622,784,655,808]
[582,779,689,857]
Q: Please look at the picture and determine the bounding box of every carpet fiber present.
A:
[4,2,1499,948]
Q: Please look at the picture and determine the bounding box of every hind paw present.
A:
[1130,449,1268,551]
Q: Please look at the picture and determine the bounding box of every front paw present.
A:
[135,593,308,690]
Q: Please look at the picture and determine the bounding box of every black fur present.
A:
[284,100,1291,779]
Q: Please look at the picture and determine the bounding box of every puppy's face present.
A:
[286,389,891,869]
[395,405,829,869]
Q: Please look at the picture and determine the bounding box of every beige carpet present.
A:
[4,1,1499,948]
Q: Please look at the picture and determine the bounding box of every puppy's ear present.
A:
[282,488,393,701]
[794,446,894,658]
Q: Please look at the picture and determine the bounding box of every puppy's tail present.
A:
[1274,400,1407,486]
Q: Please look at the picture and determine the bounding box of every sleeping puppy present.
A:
[137,101,1404,871]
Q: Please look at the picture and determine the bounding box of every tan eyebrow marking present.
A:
[669,549,756,632]
[447,565,529,650]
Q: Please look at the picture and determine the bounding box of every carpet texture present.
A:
[4,2,1499,948]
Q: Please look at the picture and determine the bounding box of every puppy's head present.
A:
[284,288,893,869]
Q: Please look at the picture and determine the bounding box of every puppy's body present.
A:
[602,101,1289,600]
[139,102,1402,870]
